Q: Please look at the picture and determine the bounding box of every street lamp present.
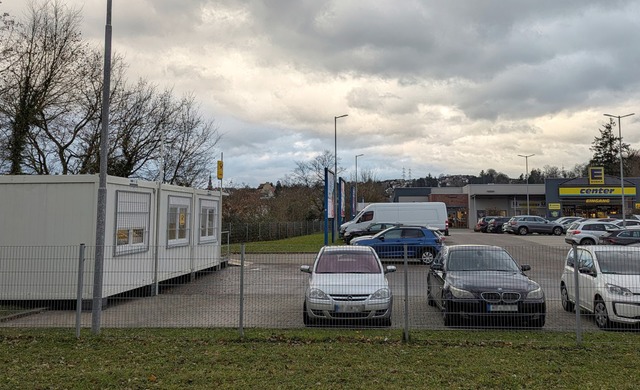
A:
[355,154,364,214]
[604,113,635,227]
[518,154,535,215]
[334,114,348,243]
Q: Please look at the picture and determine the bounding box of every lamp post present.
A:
[355,154,363,215]
[518,154,535,215]
[604,113,635,227]
[92,0,113,335]
[334,114,348,242]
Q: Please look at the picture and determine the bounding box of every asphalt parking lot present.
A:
[3,228,602,331]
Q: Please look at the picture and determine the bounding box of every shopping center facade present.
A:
[392,168,640,229]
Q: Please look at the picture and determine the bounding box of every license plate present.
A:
[335,304,364,313]
[488,304,518,312]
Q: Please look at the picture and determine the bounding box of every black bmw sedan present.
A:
[427,245,546,327]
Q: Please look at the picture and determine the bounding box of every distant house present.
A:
[258,182,276,199]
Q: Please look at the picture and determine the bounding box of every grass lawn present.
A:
[1,328,639,389]
[229,232,337,254]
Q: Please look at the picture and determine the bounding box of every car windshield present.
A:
[594,250,640,275]
[315,251,381,274]
[446,248,521,272]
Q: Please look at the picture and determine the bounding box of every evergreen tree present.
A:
[590,118,630,176]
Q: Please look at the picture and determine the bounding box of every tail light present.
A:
[569,230,581,234]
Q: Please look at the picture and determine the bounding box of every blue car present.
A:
[351,226,444,264]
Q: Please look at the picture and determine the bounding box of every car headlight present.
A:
[371,288,391,300]
[606,283,633,297]
[308,288,329,300]
[526,286,544,299]
[449,285,474,299]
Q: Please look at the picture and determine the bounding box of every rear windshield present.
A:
[315,252,381,274]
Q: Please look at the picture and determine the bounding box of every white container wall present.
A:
[0,175,223,300]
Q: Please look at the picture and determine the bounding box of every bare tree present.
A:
[160,94,221,187]
[0,0,86,174]
[290,150,342,187]
[543,165,562,179]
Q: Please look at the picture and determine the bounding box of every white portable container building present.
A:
[0,175,224,301]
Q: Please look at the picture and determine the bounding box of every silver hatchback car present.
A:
[301,246,396,327]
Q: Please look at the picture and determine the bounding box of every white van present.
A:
[340,202,449,237]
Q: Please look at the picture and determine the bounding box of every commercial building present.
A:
[392,169,640,229]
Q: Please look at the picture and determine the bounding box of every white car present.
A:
[560,245,640,329]
[300,245,396,326]
[564,220,618,245]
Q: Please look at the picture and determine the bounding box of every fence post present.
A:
[571,242,582,346]
[403,244,410,342]
[239,243,245,339]
[75,244,86,339]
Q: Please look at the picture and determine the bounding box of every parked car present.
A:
[599,227,640,245]
[486,217,511,233]
[502,215,564,236]
[351,226,443,264]
[343,222,402,244]
[300,245,396,326]
[560,245,640,329]
[611,219,640,228]
[474,216,500,233]
[426,245,546,327]
[554,216,585,233]
[564,220,618,245]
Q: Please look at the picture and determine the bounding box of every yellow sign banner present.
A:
[586,199,610,204]
[559,187,636,196]
[548,203,561,210]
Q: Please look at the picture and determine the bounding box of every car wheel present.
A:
[303,302,313,326]
[594,298,611,329]
[580,238,595,245]
[518,226,529,235]
[560,284,574,312]
[552,227,563,236]
[420,249,435,265]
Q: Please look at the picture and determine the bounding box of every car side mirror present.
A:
[378,236,385,241]
[385,265,397,274]
[521,264,531,272]
[300,265,312,273]
[430,262,443,271]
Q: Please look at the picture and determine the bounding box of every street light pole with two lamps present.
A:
[518,154,535,215]
[334,114,348,242]
[604,113,635,227]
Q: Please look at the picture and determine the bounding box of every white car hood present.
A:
[310,273,388,295]
[600,273,640,294]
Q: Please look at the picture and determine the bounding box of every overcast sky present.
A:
[3,1,640,187]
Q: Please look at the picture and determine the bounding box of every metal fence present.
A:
[1,241,638,343]
[222,221,324,243]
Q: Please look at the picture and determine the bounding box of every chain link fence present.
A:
[1,241,639,344]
